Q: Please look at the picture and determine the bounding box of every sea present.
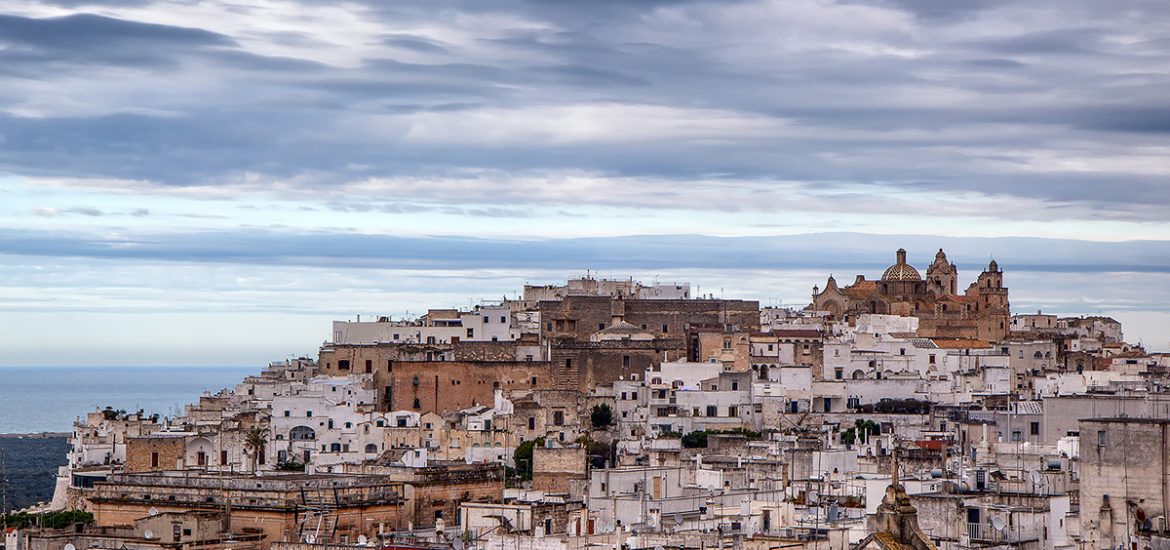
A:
[0,366,259,434]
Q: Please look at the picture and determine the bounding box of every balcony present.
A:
[965,522,1040,545]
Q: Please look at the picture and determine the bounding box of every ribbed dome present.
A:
[882,248,922,281]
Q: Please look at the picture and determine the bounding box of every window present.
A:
[731,381,739,391]
[706,405,717,417]
[565,358,573,369]
[553,411,564,426]
[531,376,538,386]
[221,450,228,465]
[338,360,350,370]
[900,348,906,356]
[600,323,607,330]
[529,417,536,430]
[345,422,352,429]
[662,324,669,333]
[1098,430,1107,447]
[283,410,290,417]
[467,328,474,338]
[365,359,372,372]
[929,355,936,365]
[1011,431,1021,442]
[728,406,738,417]
[834,368,843,380]
[501,316,507,324]
[151,452,159,468]
[1030,422,1040,436]
[327,419,334,429]
[306,411,313,418]
[623,355,630,368]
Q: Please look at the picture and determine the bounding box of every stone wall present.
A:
[125,437,185,473]
[372,361,555,414]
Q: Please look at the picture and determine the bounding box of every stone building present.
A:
[810,248,1010,342]
[88,471,404,548]
[852,482,937,550]
[1078,418,1170,550]
[370,360,555,414]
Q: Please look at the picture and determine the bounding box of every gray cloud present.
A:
[0,0,1168,222]
[1,229,1168,276]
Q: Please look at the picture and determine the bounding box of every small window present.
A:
[1030,422,1040,436]
[412,398,421,409]
[1098,430,1107,447]
[623,355,630,368]
[338,360,350,370]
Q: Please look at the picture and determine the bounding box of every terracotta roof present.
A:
[770,329,823,338]
[930,338,992,349]
[844,280,877,299]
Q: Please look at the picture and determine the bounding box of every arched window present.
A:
[852,370,865,380]
[330,443,342,453]
[365,443,378,454]
[290,426,316,441]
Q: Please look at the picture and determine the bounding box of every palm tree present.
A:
[244,426,269,473]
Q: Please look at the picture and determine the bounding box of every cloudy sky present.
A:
[2,0,1169,365]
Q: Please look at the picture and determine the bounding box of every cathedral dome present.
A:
[881,248,922,281]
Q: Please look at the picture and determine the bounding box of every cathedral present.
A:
[808,248,1011,342]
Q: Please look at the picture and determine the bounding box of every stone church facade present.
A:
[809,248,1010,342]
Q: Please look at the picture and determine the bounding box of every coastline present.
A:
[0,432,70,439]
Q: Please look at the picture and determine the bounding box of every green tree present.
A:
[682,430,710,448]
[590,403,614,429]
[512,437,544,481]
[244,426,269,472]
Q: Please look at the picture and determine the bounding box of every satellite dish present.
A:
[358,535,368,545]
[143,529,155,540]
[1030,470,1042,485]
[991,516,1006,531]
[148,506,160,516]
[65,544,76,550]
